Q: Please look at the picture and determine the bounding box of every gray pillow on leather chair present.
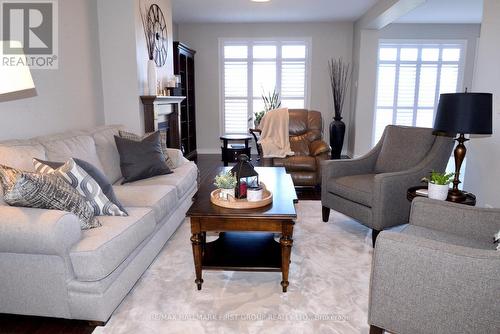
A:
[114,131,172,184]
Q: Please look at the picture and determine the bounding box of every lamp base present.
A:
[447,189,467,203]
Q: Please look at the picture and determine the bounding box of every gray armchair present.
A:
[321,125,454,246]
[369,198,500,334]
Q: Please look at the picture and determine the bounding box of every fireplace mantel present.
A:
[140,95,186,150]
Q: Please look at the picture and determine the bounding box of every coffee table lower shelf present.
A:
[202,232,281,272]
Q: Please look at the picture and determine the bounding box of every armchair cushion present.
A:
[327,174,375,207]
[374,126,436,173]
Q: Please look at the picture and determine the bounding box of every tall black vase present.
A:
[329,118,345,160]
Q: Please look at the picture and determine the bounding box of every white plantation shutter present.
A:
[222,39,309,134]
[373,41,466,144]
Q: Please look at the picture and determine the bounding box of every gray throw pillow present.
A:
[119,130,176,170]
[114,131,172,184]
[33,158,128,217]
[1,166,100,230]
[33,158,128,215]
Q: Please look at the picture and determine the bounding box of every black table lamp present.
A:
[434,92,493,202]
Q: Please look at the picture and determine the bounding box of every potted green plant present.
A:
[254,88,281,128]
[421,171,454,200]
[214,171,237,200]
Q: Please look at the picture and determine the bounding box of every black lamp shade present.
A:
[434,93,493,135]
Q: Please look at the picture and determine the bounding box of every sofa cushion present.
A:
[272,155,316,172]
[88,126,123,184]
[327,174,376,207]
[70,207,155,281]
[113,185,177,223]
[374,125,435,173]
[122,161,197,199]
[37,135,105,174]
[0,141,46,172]
[402,225,496,250]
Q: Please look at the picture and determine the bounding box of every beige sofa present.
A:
[0,125,198,322]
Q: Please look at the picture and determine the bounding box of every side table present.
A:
[407,186,476,206]
[220,134,252,166]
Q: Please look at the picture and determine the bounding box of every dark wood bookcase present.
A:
[173,42,197,160]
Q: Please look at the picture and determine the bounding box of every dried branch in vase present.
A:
[328,58,351,120]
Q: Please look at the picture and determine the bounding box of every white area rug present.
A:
[93,201,375,334]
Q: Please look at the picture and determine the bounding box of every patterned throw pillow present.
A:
[0,165,100,230]
[119,130,175,170]
[495,230,500,251]
[33,158,128,215]
[33,158,127,217]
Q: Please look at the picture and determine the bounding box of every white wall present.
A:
[97,0,174,134]
[177,22,354,154]
[351,23,481,156]
[0,0,104,140]
[464,0,500,208]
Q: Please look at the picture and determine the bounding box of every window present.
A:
[221,39,310,134]
[373,41,466,143]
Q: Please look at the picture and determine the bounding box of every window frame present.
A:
[219,37,312,135]
[372,39,468,145]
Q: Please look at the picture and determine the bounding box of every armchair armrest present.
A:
[370,135,454,229]
[0,206,81,257]
[370,231,500,334]
[166,148,189,168]
[309,139,330,157]
[410,197,500,243]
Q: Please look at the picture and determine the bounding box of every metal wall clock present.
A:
[147,4,168,67]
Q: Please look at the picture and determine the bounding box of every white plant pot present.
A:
[428,183,449,201]
[219,188,235,201]
[147,59,157,95]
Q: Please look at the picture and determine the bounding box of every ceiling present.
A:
[171,0,379,23]
[396,0,483,24]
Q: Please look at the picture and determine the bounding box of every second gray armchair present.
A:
[321,125,454,246]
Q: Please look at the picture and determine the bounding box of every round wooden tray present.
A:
[210,184,273,209]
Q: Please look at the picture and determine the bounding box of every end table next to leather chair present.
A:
[220,134,252,166]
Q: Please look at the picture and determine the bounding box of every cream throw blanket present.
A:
[258,107,294,158]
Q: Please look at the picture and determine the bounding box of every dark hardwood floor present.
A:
[0,154,320,334]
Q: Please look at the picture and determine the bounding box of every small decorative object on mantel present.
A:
[140,2,169,95]
[421,171,454,200]
[213,170,237,201]
[328,58,351,159]
[230,154,259,199]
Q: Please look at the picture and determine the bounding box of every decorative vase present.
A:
[147,59,157,96]
[428,183,449,201]
[329,117,345,159]
[219,188,235,201]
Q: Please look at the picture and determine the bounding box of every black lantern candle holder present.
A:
[230,154,259,199]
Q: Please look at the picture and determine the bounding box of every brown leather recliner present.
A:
[251,109,330,187]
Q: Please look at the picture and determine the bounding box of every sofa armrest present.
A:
[309,140,330,157]
[369,231,500,333]
[166,148,189,168]
[409,197,500,243]
[0,206,81,256]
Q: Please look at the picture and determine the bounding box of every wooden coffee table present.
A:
[186,167,298,292]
